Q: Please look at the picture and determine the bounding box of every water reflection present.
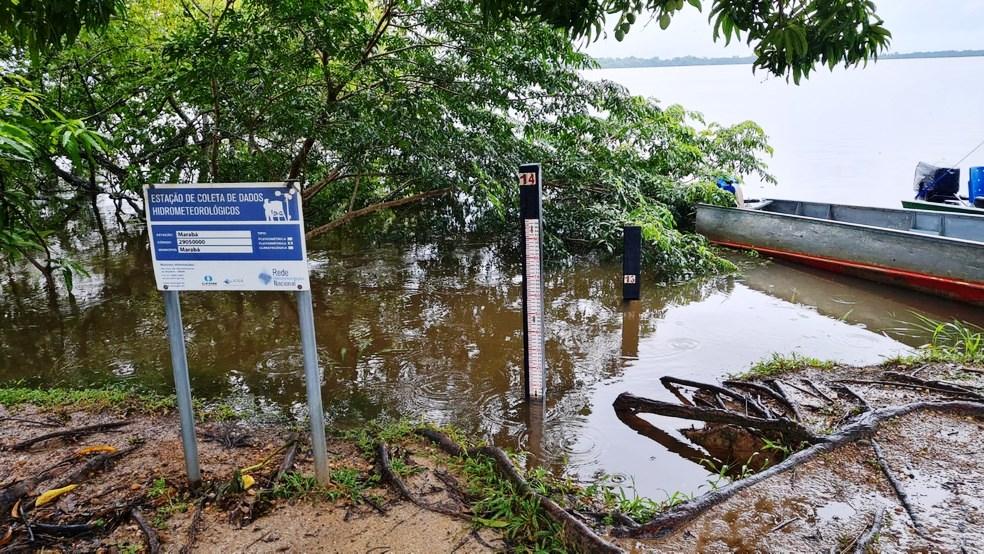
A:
[2,232,981,497]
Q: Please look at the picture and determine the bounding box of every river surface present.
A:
[3,58,984,499]
[587,56,984,207]
[2,228,982,498]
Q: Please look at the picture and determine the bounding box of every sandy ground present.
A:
[3,361,984,553]
[0,407,499,553]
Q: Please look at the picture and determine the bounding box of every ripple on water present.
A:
[645,337,702,361]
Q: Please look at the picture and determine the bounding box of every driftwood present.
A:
[375,443,469,520]
[130,508,161,554]
[417,428,623,554]
[613,393,820,444]
[8,421,129,451]
[614,400,984,539]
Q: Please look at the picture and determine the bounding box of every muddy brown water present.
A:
[2,230,982,500]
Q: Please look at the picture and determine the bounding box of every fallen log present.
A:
[612,393,820,444]
[614,400,984,539]
[8,421,129,451]
[417,428,623,554]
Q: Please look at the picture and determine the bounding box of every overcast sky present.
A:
[584,0,984,59]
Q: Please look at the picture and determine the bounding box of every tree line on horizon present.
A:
[596,49,984,69]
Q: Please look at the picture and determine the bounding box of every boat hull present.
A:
[697,203,984,305]
[902,199,984,216]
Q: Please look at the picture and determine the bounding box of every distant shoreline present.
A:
[594,49,984,69]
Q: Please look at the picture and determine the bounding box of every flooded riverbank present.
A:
[2,227,982,499]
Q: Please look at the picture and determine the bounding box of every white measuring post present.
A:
[144,182,329,485]
[519,164,546,402]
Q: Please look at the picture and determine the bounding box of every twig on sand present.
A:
[769,516,801,533]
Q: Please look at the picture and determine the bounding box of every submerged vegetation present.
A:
[0,0,899,295]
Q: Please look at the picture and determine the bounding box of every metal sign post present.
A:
[163,290,201,485]
[144,182,329,485]
[519,164,546,401]
[622,225,641,301]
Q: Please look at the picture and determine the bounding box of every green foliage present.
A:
[893,315,984,366]
[459,454,564,550]
[0,0,125,55]
[2,0,777,284]
[737,352,836,379]
[481,0,892,84]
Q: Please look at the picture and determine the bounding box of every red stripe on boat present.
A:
[712,240,984,305]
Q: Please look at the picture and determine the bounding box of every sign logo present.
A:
[202,274,217,286]
[258,271,272,285]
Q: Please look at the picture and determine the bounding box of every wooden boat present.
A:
[696,200,984,305]
[901,199,984,216]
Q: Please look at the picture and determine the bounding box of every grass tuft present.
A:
[735,352,836,379]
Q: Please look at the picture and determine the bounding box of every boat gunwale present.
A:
[697,202,984,249]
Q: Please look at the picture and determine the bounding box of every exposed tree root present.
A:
[764,380,804,421]
[871,440,927,539]
[7,421,129,451]
[614,401,984,539]
[833,378,980,399]
[659,376,771,419]
[852,507,886,554]
[723,380,799,420]
[375,443,470,521]
[800,378,835,404]
[179,497,205,554]
[230,435,298,526]
[416,429,624,554]
[612,393,820,444]
[130,508,161,554]
[614,408,710,468]
[883,371,984,399]
[776,379,824,401]
[0,443,141,519]
[829,383,870,412]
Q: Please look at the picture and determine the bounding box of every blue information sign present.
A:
[143,183,311,291]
